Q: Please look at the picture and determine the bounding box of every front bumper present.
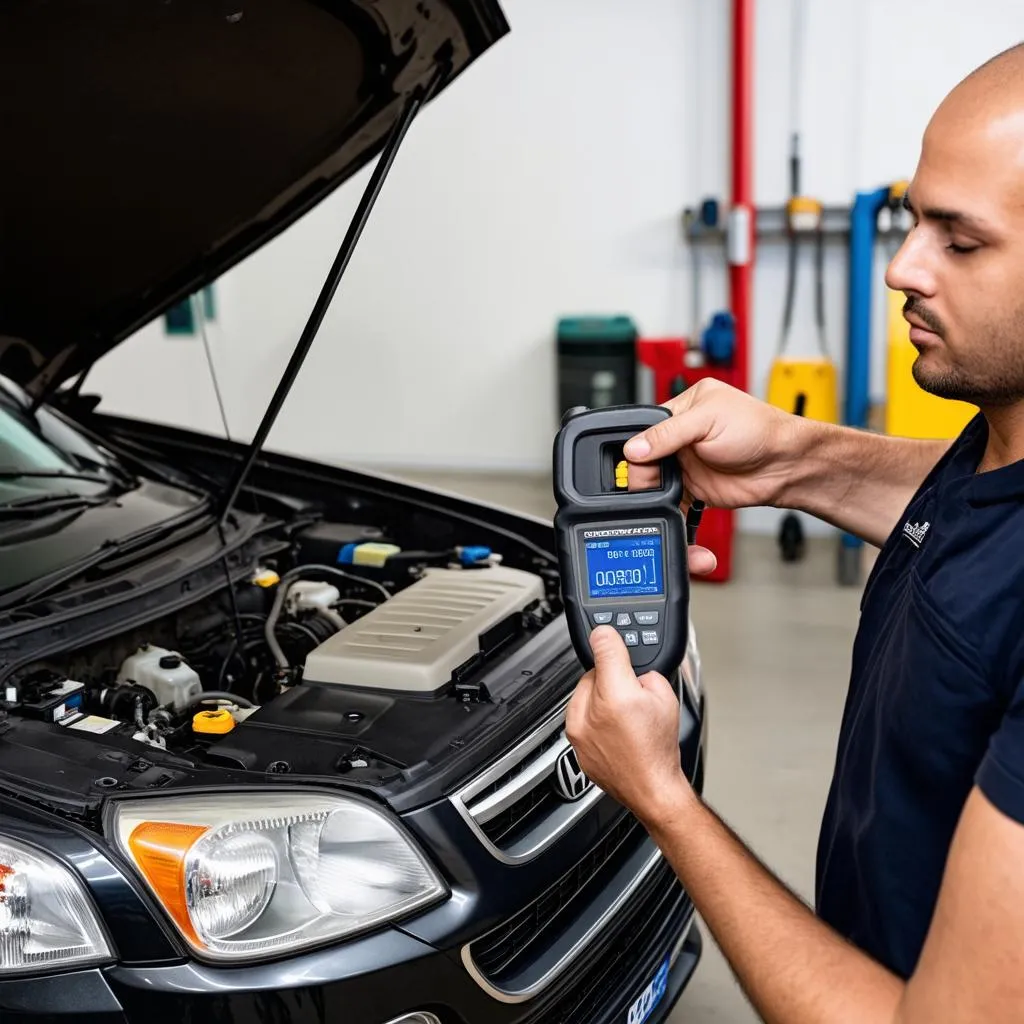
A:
[0,682,708,1024]
[1,888,700,1024]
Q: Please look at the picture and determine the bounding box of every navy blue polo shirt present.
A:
[815,412,1024,979]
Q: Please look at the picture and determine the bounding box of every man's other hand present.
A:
[687,543,718,576]
[565,625,691,827]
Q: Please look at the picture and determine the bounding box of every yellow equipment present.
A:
[766,196,839,424]
[767,356,839,423]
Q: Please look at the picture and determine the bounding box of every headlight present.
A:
[107,791,447,961]
[0,835,113,973]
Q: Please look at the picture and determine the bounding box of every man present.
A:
[566,43,1024,1022]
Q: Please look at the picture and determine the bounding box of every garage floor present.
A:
[383,467,867,1023]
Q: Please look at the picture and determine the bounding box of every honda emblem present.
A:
[553,746,592,802]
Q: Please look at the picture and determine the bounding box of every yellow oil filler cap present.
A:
[192,708,235,735]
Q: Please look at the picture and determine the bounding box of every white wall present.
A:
[87,0,1024,531]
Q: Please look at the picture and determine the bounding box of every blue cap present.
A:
[459,546,492,566]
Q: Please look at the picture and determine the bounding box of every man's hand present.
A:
[624,378,803,512]
[686,543,719,577]
[565,636,1024,1023]
[625,380,804,577]
[623,377,951,550]
[565,626,691,828]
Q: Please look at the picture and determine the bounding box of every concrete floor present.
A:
[383,467,868,1023]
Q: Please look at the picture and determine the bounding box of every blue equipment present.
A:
[838,185,889,586]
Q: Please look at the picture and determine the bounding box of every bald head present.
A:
[963,40,1024,87]
[930,41,1024,139]
[921,44,1024,214]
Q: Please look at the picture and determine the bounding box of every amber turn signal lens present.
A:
[128,821,209,945]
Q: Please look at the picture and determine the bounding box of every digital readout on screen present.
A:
[584,534,664,598]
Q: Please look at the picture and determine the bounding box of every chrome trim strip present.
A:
[449,694,605,864]
[460,697,568,799]
[468,739,566,824]
[460,843,684,1004]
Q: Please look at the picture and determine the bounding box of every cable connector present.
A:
[785,196,823,234]
[456,545,496,567]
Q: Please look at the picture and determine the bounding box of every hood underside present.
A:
[0,0,508,397]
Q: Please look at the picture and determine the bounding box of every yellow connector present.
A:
[889,179,909,202]
[351,542,402,568]
[615,460,629,489]
[785,195,823,232]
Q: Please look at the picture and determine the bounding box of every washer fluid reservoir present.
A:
[117,645,203,712]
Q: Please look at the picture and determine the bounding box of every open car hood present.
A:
[0,0,508,398]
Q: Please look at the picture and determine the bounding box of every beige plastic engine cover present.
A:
[301,565,546,693]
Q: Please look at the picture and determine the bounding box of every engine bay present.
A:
[0,516,567,797]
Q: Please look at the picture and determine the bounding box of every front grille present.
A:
[480,787,559,847]
[450,696,604,862]
[473,730,565,802]
[531,860,694,1024]
[471,814,639,979]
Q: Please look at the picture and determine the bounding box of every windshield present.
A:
[0,377,130,504]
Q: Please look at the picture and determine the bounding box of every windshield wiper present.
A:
[0,470,112,485]
[0,498,215,611]
[0,492,109,517]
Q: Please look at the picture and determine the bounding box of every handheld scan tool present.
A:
[553,405,698,678]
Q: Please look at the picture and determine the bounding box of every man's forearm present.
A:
[775,420,951,548]
[642,784,905,1024]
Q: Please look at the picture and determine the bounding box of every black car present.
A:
[0,3,708,1022]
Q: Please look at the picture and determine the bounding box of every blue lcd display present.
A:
[584,534,664,599]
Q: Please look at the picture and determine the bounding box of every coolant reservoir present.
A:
[117,645,202,712]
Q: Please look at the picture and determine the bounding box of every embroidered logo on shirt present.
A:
[902,520,930,548]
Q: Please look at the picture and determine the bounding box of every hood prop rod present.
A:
[217,62,448,529]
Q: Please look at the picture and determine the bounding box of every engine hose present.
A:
[318,607,347,632]
[265,564,390,670]
[187,690,256,710]
[103,683,158,723]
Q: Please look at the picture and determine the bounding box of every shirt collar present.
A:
[955,413,1024,504]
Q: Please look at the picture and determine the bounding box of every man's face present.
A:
[885,97,1024,407]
